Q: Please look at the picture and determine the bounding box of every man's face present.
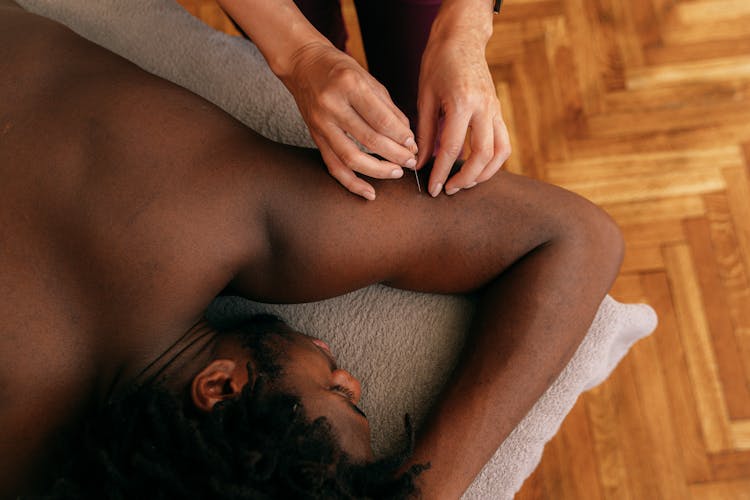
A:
[248,329,373,463]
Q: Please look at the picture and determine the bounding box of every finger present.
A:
[415,93,438,170]
[371,82,412,130]
[339,107,417,170]
[314,132,377,200]
[428,110,470,198]
[322,124,404,180]
[351,90,416,155]
[476,117,512,183]
[444,113,494,194]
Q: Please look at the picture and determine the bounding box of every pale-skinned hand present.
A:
[283,42,418,200]
[416,34,511,197]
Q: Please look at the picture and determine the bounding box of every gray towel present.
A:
[16,1,658,497]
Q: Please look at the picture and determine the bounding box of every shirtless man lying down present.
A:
[0,2,623,497]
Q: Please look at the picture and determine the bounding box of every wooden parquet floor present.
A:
[178,1,750,498]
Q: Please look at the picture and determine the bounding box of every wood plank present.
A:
[544,16,588,142]
[710,450,750,482]
[704,193,750,294]
[567,124,750,158]
[662,17,750,46]
[556,167,725,205]
[606,0,646,69]
[495,81,524,175]
[490,0,564,23]
[485,22,530,64]
[620,244,664,274]
[735,323,750,405]
[627,333,691,499]
[718,170,750,394]
[515,463,547,500]
[663,243,734,453]
[604,80,750,114]
[689,478,750,499]
[507,60,543,179]
[601,357,659,500]
[546,146,744,183]
[645,36,750,66]
[537,424,567,499]
[627,56,750,91]
[676,0,750,24]
[340,0,366,69]
[562,0,607,115]
[722,167,750,290]
[585,102,750,139]
[609,272,645,303]
[580,0,627,91]
[603,196,706,226]
[684,217,750,419]
[521,30,568,164]
[621,220,685,248]
[556,399,604,500]
[703,192,750,393]
[732,420,750,451]
[586,381,634,500]
[640,272,713,483]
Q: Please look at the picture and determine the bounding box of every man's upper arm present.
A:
[228,145,563,304]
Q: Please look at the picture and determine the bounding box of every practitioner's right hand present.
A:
[281,42,418,200]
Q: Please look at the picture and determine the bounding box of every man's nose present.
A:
[331,369,362,404]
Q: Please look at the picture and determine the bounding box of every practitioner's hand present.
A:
[283,42,419,200]
[416,32,511,197]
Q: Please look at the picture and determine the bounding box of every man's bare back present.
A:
[0,3,255,487]
[0,3,623,497]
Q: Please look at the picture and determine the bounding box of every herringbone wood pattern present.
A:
[178,1,750,498]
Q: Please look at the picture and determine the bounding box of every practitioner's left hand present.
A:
[415,32,511,197]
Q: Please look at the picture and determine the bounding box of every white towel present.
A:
[16,1,658,497]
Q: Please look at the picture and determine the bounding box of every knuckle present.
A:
[374,82,391,100]
[317,91,337,112]
[473,147,493,163]
[308,112,327,130]
[372,113,392,131]
[334,67,358,88]
[361,130,381,150]
[451,94,471,111]
[340,151,360,170]
[442,143,463,157]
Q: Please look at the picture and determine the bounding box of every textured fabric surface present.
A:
[16,1,658,497]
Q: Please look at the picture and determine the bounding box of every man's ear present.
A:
[190,359,249,412]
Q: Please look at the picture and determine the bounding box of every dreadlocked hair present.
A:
[41,314,427,499]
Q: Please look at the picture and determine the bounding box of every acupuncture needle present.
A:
[413,167,421,192]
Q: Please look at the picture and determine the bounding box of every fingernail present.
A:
[391,168,404,179]
[404,158,417,169]
[404,136,417,150]
[430,183,442,198]
[465,181,477,189]
[362,190,376,201]
[446,187,460,196]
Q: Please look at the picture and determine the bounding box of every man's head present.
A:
[46,314,424,499]
[190,314,372,462]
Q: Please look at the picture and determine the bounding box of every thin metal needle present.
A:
[414,168,421,192]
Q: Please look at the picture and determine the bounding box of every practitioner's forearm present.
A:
[430,0,495,47]
[406,224,622,498]
[215,0,332,77]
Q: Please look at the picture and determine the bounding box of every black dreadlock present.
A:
[40,315,427,499]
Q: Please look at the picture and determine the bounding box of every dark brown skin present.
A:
[0,2,623,498]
